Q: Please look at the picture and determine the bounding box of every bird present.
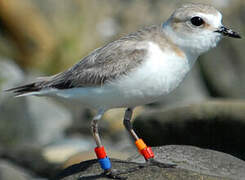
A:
[6,3,241,179]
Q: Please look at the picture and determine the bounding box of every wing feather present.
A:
[44,39,148,89]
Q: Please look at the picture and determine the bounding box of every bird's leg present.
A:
[91,110,104,148]
[91,109,125,179]
[123,108,154,160]
[123,108,176,168]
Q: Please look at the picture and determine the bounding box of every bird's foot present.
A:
[103,169,127,180]
[100,159,175,179]
[141,158,177,168]
[102,162,145,180]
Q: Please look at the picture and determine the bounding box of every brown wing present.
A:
[46,40,148,89]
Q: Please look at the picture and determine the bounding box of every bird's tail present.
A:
[5,82,43,97]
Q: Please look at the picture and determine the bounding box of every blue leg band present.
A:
[98,157,111,170]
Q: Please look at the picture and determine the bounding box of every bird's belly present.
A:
[55,59,190,109]
[53,65,189,109]
[108,67,189,107]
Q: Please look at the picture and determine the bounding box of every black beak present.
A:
[215,26,241,38]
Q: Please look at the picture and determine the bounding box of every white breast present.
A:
[105,42,190,106]
[53,42,192,109]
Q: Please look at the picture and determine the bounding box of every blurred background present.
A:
[0,0,244,179]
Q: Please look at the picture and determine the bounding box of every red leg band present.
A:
[94,146,107,159]
[140,146,154,160]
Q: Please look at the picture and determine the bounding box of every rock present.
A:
[133,100,245,161]
[0,59,34,145]
[56,145,245,180]
[1,145,58,178]
[0,96,35,145]
[0,59,72,146]
[200,37,245,98]
[42,137,94,164]
[130,146,245,180]
[0,91,72,147]
[0,59,25,102]
[26,96,72,145]
[0,159,34,180]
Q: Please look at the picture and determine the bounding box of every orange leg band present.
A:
[135,139,154,160]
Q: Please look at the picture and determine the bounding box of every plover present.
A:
[7,3,241,178]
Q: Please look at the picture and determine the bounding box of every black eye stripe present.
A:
[190,16,204,26]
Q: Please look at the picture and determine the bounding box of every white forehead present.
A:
[172,3,223,28]
[195,11,222,28]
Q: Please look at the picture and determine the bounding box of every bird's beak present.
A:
[215,26,241,38]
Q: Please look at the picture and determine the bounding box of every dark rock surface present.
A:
[0,59,72,146]
[130,146,245,180]
[0,159,34,180]
[0,59,33,145]
[0,145,59,178]
[57,145,245,180]
[134,100,245,161]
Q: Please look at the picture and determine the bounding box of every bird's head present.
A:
[163,3,241,55]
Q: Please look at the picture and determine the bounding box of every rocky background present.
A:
[0,0,245,179]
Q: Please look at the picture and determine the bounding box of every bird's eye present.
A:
[190,16,204,26]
